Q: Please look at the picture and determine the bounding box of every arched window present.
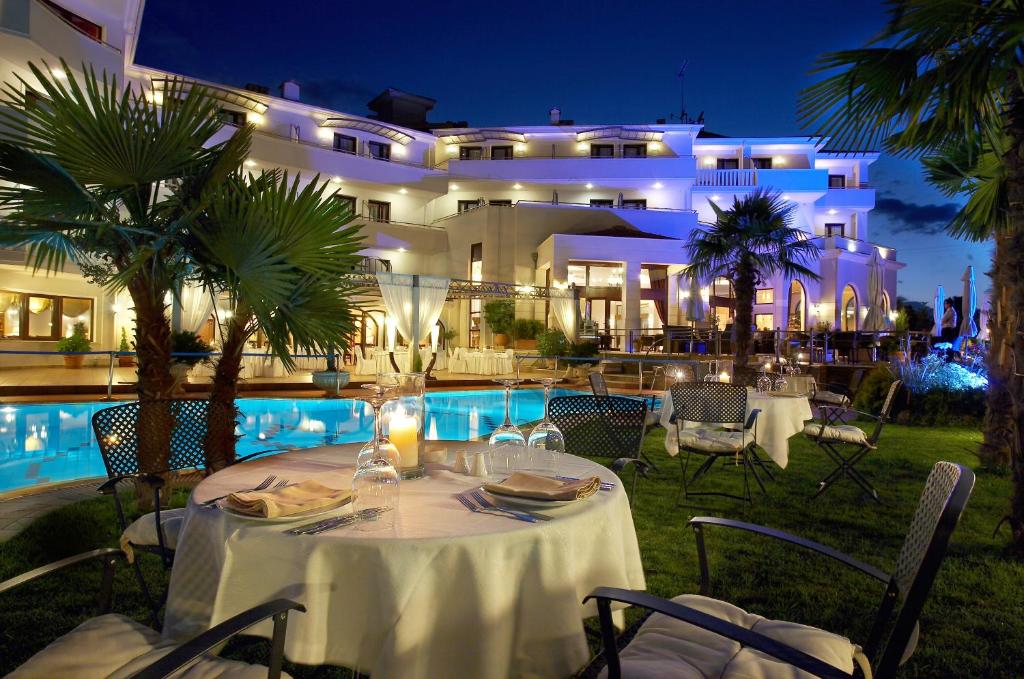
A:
[788,280,806,331]
[841,285,858,331]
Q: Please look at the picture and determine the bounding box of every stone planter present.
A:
[170,362,192,395]
[117,355,135,368]
[494,333,509,349]
[62,354,85,369]
[514,338,537,351]
[312,370,351,397]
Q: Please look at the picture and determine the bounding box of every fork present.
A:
[457,492,537,523]
[555,475,615,491]
[286,507,389,535]
[470,489,550,522]
[201,474,276,507]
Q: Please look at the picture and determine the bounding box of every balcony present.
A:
[812,235,898,261]
[0,0,123,75]
[442,155,696,182]
[695,168,829,194]
[816,185,876,210]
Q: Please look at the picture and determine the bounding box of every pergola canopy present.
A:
[150,78,268,114]
[319,116,414,145]
[576,126,663,142]
[436,129,527,144]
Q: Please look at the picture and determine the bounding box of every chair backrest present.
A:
[868,462,974,674]
[548,394,647,460]
[92,399,225,477]
[867,379,903,445]
[589,372,610,398]
[670,382,747,427]
[849,368,867,393]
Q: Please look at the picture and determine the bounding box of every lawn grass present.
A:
[1,423,1022,677]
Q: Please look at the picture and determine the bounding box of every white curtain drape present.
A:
[180,284,215,334]
[685,273,706,323]
[376,273,451,347]
[550,290,578,341]
[862,249,887,331]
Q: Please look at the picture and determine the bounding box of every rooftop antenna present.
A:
[677,61,688,123]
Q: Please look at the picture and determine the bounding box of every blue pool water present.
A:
[0,389,580,494]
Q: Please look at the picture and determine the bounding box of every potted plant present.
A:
[483,300,515,349]
[568,340,600,382]
[513,318,545,350]
[536,329,568,369]
[117,328,134,367]
[57,321,91,368]
[170,330,211,394]
[311,350,350,397]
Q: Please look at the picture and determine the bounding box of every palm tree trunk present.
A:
[979,239,1013,468]
[204,312,249,472]
[733,267,756,368]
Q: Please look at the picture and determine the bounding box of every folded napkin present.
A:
[483,472,600,502]
[224,479,352,518]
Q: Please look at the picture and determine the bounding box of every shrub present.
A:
[852,364,896,414]
[568,340,600,366]
[537,329,568,357]
[897,388,986,426]
[56,322,91,353]
[170,330,211,367]
[483,300,515,336]
[117,328,131,354]
[512,318,544,341]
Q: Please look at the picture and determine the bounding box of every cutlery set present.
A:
[285,507,391,535]
[201,475,289,507]
[456,490,550,523]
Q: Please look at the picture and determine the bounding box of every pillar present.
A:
[623,260,642,351]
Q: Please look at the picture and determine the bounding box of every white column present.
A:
[623,260,642,351]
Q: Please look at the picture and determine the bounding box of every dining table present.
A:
[659,387,813,468]
[163,440,645,679]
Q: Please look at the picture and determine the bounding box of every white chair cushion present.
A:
[812,390,850,406]
[607,594,871,679]
[8,613,284,678]
[803,423,873,448]
[677,428,753,454]
[119,507,186,562]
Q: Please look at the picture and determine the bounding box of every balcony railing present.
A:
[808,235,897,260]
[432,199,697,223]
[695,169,757,187]
[434,153,694,169]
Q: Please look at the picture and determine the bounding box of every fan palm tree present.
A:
[685,189,820,367]
[187,171,364,470]
[798,0,1024,552]
[0,61,249,477]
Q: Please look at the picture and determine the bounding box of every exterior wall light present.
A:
[244,159,256,168]
[772,156,785,166]
[703,157,716,167]
[711,194,720,201]
[847,241,857,253]
[650,142,661,151]
[585,183,593,189]
[512,183,523,190]
[447,145,458,155]
[247,112,264,126]
[332,176,343,183]
[828,208,838,215]
[51,68,68,80]
[782,194,791,200]
[515,143,527,153]
[653,182,663,189]
[577,143,587,152]
[450,183,460,190]
[317,127,333,141]
[392,146,406,157]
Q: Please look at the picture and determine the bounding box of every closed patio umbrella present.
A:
[685,271,705,352]
[932,285,944,337]
[617,192,624,208]
[552,190,559,205]
[959,265,978,338]
[862,249,887,331]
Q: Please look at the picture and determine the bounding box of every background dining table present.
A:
[659,387,813,468]
[163,441,644,679]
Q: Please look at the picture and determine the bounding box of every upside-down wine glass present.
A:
[489,378,526,476]
[352,384,401,531]
[527,378,565,474]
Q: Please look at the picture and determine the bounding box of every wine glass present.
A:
[489,378,526,476]
[756,364,773,393]
[527,378,565,474]
[352,386,401,531]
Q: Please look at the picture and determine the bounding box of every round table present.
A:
[659,388,813,468]
[164,441,645,679]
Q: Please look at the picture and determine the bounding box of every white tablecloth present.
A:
[659,388,812,468]
[164,442,644,679]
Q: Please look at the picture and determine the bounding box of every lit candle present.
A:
[719,371,730,383]
[388,409,419,468]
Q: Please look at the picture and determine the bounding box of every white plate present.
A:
[215,496,353,523]
[480,488,578,509]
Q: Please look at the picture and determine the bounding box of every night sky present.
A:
[134,0,991,305]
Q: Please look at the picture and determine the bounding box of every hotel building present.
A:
[0,0,902,364]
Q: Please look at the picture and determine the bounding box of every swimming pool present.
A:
[0,388,582,494]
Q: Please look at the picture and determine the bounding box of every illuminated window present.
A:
[333,133,357,154]
[331,194,357,215]
[459,146,483,160]
[755,288,774,304]
[754,314,775,331]
[0,291,92,341]
[368,141,391,161]
[42,1,103,41]
[567,265,587,287]
[366,200,390,222]
[825,223,845,237]
[60,298,93,339]
[469,243,483,348]
[218,108,246,126]
[0,292,20,338]
[490,146,513,160]
[841,285,858,331]
[712,277,734,298]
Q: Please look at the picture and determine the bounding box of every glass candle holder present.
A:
[381,372,426,480]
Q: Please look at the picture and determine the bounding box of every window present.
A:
[712,277,734,298]
[751,157,773,169]
[825,223,845,237]
[0,291,93,340]
[716,158,739,170]
[368,141,391,161]
[567,265,588,287]
[589,199,614,208]
[469,243,483,348]
[218,108,246,126]
[488,199,512,207]
[621,199,647,210]
[490,145,513,160]
[333,134,357,154]
[755,288,774,304]
[366,200,391,222]
[331,194,357,215]
[622,144,647,158]
[587,266,623,287]
[754,314,775,331]
[828,174,847,188]
[459,146,483,160]
[841,285,858,331]
[458,200,480,213]
[590,144,614,158]
[41,1,102,41]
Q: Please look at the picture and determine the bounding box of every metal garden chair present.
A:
[91,398,274,620]
[548,394,649,504]
[811,367,867,424]
[0,548,304,678]
[669,382,765,503]
[584,461,974,679]
[803,380,903,502]
[589,371,661,472]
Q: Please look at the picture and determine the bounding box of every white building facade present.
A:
[0,0,902,364]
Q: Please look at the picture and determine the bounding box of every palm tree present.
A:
[0,61,249,477]
[685,189,820,367]
[798,0,1024,552]
[187,171,364,470]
